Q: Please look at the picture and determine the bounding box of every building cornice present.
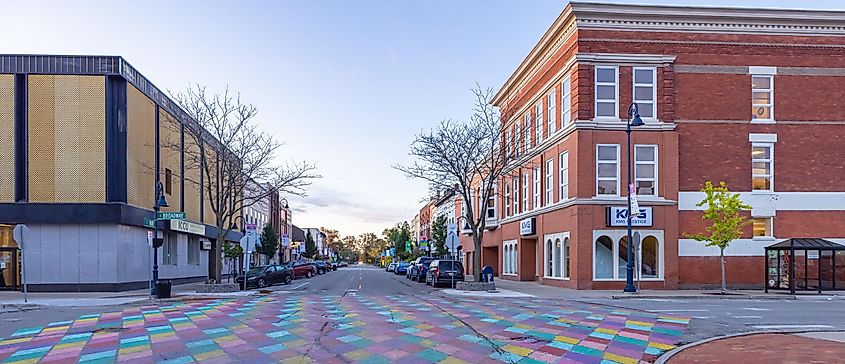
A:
[574,53,676,66]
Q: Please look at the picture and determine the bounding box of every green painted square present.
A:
[416,349,447,362]
[359,355,391,364]
[571,345,603,357]
[615,336,648,347]
[518,357,548,364]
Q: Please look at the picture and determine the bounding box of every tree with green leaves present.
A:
[685,181,752,294]
[432,215,448,257]
[304,230,318,259]
[222,243,243,282]
[256,223,279,264]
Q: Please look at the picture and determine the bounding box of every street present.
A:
[0,265,689,363]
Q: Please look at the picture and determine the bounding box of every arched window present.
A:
[513,243,518,273]
[546,239,554,277]
[618,236,630,279]
[641,236,659,278]
[595,236,614,279]
[554,238,562,277]
[563,237,570,278]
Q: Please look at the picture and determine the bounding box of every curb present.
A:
[655,329,845,364]
[611,294,796,300]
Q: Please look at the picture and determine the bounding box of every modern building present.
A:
[0,55,242,291]
[462,2,845,290]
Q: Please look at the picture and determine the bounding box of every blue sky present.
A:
[2,0,841,236]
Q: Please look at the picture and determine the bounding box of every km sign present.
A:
[606,206,653,227]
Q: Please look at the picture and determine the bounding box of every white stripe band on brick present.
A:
[679,192,845,212]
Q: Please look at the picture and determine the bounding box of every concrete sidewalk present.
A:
[662,331,845,363]
[0,282,255,307]
[491,278,830,300]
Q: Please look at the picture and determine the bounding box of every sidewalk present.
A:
[664,331,845,363]
[490,278,827,300]
[0,282,254,308]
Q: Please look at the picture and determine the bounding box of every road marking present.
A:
[693,316,715,319]
[742,307,770,311]
[291,282,309,290]
[647,309,709,312]
[754,324,835,330]
[732,315,762,319]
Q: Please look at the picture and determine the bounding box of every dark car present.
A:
[410,257,436,282]
[235,264,293,288]
[325,261,337,271]
[291,260,317,279]
[314,261,329,275]
[426,260,464,287]
[337,261,349,268]
[394,262,410,275]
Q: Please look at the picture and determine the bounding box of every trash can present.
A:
[155,280,172,299]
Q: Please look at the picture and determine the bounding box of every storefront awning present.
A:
[766,238,845,251]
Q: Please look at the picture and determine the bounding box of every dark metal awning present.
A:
[766,238,845,250]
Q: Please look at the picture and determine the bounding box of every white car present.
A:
[386,262,397,272]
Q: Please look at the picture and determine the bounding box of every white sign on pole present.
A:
[629,184,640,217]
[147,231,153,247]
[12,224,29,303]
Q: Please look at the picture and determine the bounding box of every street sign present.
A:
[447,223,458,235]
[147,231,153,247]
[446,232,459,248]
[143,218,155,228]
[156,211,186,220]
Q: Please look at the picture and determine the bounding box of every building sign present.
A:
[201,239,212,250]
[170,219,206,235]
[606,206,653,227]
[519,217,536,236]
[281,234,290,248]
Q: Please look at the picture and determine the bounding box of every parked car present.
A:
[337,261,349,268]
[327,261,337,271]
[394,262,410,275]
[314,261,329,274]
[235,264,293,288]
[386,262,397,272]
[409,257,436,282]
[291,260,317,279]
[426,260,464,287]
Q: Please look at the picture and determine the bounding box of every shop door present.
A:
[0,248,18,291]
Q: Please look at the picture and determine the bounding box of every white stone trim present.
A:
[748,66,778,75]
[749,133,778,143]
[679,192,845,211]
[576,53,676,66]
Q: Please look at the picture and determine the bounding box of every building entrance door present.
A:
[0,248,19,290]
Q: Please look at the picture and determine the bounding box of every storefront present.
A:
[0,225,19,290]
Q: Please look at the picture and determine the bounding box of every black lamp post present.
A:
[152,181,169,296]
[624,103,645,293]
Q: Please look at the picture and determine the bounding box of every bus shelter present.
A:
[765,238,845,294]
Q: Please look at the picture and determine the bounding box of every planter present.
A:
[196,283,240,293]
[456,281,496,291]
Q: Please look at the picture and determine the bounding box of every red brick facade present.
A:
[464,2,845,290]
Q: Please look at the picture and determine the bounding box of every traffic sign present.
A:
[446,232,460,250]
[447,223,458,235]
[143,218,155,228]
[156,211,186,220]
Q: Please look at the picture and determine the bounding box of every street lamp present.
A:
[624,103,645,293]
[152,181,169,296]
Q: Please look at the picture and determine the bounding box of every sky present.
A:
[1,0,841,236]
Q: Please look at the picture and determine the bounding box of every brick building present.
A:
[461,2,845,289]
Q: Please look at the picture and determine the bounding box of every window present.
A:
[515,124,521,157]
[562,77,572,126]
[546,238,553,278]
[503,240,518,275]
[596,145,619,196]
[544,233,570,279]
[164,168,172,195]
[594,232,661,280]
[595,67,618,118]
[163,232,178,265]
[594,236,614,279]
[545,159,554,206]
[752,75,773,121]
[753,217,773,238]
[487,184,496,219]
[524,113,532,150]
[635,145,657,196]
[563,237,570,278]
[532,167,540,209]
[617,236,631,279]
[752,143,773,191]
[506,130,512,158]
[633,67,656,119]
[535,102,543,144]
[504,182,511,217]
[188,236,200,265]
[522,173,529,212]
[512,178,519,214]
[641,236,659,279]
[547,90,556,135]
[559,151,569,201]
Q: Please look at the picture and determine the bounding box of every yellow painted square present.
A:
[554,336,580,345]
[281,355,312,364]
[416,324,434,330]
[596,328,617,335]
[514,323,532,329]
[626,320,654,327]
[53,341,86,350]
[285,339,308,348]
[503,344,533,357]
[648,342,675,350]
[213,335,237,343]
[438,357,469,364]
[0,337,33,346]
[42,326,70,333]
[343,349,370,361]
[193,349,224,361]
[603,352,638,364]
[119,345,149,355]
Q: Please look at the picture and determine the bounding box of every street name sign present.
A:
[157,211,186,220]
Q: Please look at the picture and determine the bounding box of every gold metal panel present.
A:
[158,109,182,215]
[0,74,14,202]
[203,149,216,224]
[126,85,156,208]
[182,127,201,222]
[28,75,105,203]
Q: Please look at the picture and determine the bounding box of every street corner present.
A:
[664,331,845,363]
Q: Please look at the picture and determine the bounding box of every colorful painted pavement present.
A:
[0,293,689,363]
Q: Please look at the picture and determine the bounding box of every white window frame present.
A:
[515,124,521,157]
[562,76,572,126]
[487,183,497,220]
[535,102,543,145]
[632,67,657,120]
[512,178,519,215]
[503,240,518,275]
[596,144,620,197]
[522,173,529,212]
[752,142,774,193]
[592,230,664,281]
[506,130,512,158]
[752,217,774,239]
[532,167,540,209]
[594,66,619,119]
[547,90,557,135]
[545,159,554,206]
[751,74,774,123]
[504,181,511,217]
[634,145,658,197]
[524,113,532,150]
[559,151,569,201]
[543,232,571,280]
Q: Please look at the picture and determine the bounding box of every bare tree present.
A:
[395,86,522,281]
[167,84,320,283]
